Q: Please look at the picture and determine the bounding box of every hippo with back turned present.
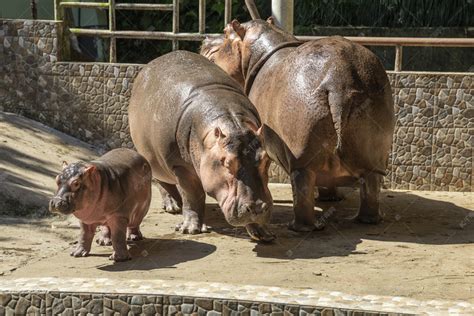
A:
[128,50,274,242]
[49,148,152,261]
[201,19,395,231]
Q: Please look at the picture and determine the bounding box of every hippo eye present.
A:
[70,180,81,191]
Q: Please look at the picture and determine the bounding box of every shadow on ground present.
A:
[0,112,98,216]
[199,188,473,260]
[97,237,217,271]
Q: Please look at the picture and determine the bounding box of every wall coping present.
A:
[51,61,474,76]
[1,277,473,314]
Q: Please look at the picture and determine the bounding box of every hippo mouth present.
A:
[49,197,76,215]
[220,193,271,227]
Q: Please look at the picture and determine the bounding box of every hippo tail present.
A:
[327,89,367,153]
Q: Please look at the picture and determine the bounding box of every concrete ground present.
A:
[1,112,473,303]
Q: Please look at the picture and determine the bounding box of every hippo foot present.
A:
[317,187,343,202]
[127,228,144,242]
[288,220,321,232]
[109,251,131,262]
[354,213,383,224]
[70,246,90,257]
[96,235,112,246]
[163,197,182,214]
[245,223,275,243]
[175,222,209,234]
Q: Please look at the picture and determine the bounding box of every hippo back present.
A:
[129,51,260,183]
[250,36,394,174]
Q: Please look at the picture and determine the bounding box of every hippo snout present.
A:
[224,198,272,227]
[49,196,74,214]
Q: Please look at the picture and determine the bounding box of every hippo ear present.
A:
[256,125,265,145]
[83,165,97,176]
[214,127,226,140]
[62,161,68,170]
[225,19,245,40]
[266,16,275,25]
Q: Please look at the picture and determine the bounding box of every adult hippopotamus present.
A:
[128,51,274,242]
[49,148,152,261]
[201,19,395,231]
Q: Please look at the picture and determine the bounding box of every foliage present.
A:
[295,0,473,35]
[110,0,472,63]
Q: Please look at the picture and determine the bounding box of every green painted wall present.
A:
[0,0,54,20]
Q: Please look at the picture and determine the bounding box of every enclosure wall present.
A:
[1,19,472,191]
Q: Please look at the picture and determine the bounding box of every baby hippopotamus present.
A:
[49,148,152,262]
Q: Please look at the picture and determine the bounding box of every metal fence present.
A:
[54,0,474,71]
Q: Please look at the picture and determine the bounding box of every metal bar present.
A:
[31,0,38,20]
[172,0,179,50]
[109,0,116,63]
[394,45,403,72]
[69,28,223,41]
[296,36,474,47]
[68,29,474,48]
[245,0,261,20]
[272,0,294,33]
[54,0,62,21]
[198,0,206,34]
[224,0,232,26]
[115,3,173,11]
[59,2,109,9]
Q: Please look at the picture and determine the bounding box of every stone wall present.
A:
[1,291,405,316]
[1,19,472,192]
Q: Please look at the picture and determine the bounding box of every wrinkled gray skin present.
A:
[128,51,274,242]
[201,19,395,231]
[49,148,152,261]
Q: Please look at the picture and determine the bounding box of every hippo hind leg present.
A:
[174,167,208,234]
[159,182,182,214]
[356,172,383,224]
[127,227,143,241]
[108,216,131,262]
[96,225,112,246]
[289,168,321,232]
[127,198,151,242]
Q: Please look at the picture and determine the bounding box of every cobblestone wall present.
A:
[0,19,472,191]
[1,292,406,316]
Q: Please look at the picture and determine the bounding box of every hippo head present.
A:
[49,161,98,215]
[200,18,295,87]
[200,126,272,227]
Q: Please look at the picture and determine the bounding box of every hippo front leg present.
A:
[71,222,96,257]
[356,172,383,224]
[289,168,321,232]
[108,216,131,262]
[174,167,208,234]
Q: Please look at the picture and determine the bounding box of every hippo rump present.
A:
[201,19,395,231]
[128,51,274,242]
[49,148,152,261]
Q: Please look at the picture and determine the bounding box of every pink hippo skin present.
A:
[49,148,152,262]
